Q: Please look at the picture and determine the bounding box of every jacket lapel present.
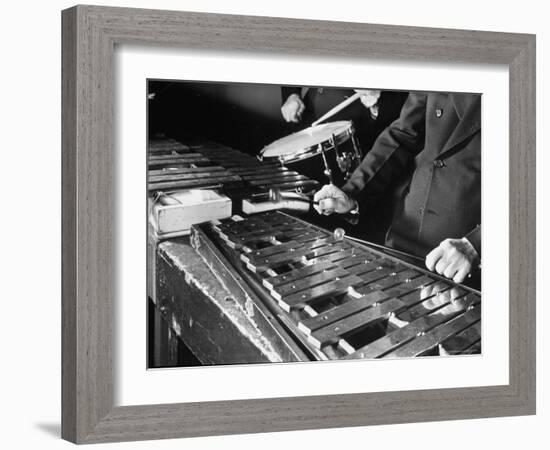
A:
[439,93,481,155]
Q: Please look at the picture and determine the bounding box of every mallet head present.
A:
[333,227,346,242]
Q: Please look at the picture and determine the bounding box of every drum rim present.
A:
[260,121,354,164]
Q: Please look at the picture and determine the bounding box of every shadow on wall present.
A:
[35,422,60,438]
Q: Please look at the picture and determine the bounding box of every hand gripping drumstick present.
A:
[311,92,361,127]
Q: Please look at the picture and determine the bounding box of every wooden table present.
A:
[151,237,309,367]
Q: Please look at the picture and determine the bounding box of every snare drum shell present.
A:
[260,121,354,164]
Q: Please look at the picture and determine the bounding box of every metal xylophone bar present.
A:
[146,143,247,192]
[197,144,319,194]
[148,138,190,154]
[203,211,481,360]
[210,214,383,356]
[148,153,211,166]
[345,298,481,359]
[147,138,319,197]
[148,166,227,176]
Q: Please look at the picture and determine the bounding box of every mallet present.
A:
[268,188,319,206]
[332,227,425,263]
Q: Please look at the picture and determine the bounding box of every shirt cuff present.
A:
[463,225,481,258]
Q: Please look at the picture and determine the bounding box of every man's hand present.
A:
[313,184,357,215]
[354,89,381,109]
[425,238,480,283]
[281,93,305,123]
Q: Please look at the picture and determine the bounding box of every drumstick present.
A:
[311,92,361,127]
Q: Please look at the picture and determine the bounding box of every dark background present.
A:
[148,80,294,154]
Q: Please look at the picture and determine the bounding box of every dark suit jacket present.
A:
[342,92,481,258]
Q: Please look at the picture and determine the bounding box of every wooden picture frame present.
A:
[61,5,536,443]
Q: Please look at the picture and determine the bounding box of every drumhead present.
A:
[261,121,352,160]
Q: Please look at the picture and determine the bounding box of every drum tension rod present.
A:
[319,142,333,184]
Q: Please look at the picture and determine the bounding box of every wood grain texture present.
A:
[61,7,77,443]
[61,4,536,444]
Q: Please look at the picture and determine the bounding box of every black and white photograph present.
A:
[147,80,482,367]
[2,0,544,447]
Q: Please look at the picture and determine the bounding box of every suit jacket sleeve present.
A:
[464,225,481,257]
[281,86,301,104]
[342,92,427,201]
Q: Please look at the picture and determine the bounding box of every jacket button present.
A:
[435,108,443,118]
[433,159,445,168]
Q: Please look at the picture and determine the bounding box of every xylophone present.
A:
[191,211,481,361]
[148,137,319,208]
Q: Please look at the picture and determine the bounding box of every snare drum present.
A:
[259,121,362,186]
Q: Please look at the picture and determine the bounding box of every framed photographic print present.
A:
[62,4,536,444]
